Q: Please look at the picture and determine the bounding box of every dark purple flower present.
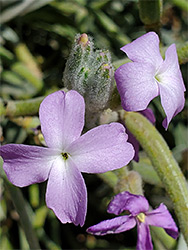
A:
[115,32,185,129]
[87,191,178,250]
[0,90,135,226]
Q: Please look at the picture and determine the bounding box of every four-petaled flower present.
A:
[0,90,134,226]
[115,32,185,129]
[87,191,178,250]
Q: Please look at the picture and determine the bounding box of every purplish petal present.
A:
[67,123,134,173]
[156,44,185,129]
[46,156,87,226]
[137,222,153,250]
[39,90,85,150]
[121,32,163,70]
[115,62,159,111]
[0,144,59,187]
[146,203,179,239]
[87,215,136,236]
[107,191,149,216]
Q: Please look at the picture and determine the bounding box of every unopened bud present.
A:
[85,56,114,112]
[127,171,143,195]
[63,33,94,96]
[78,33,89,47]
[63,34,114,115]
[99,108,118,125]
[115,169,143,195]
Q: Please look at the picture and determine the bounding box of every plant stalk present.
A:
[4,181,41,249]
[0,96,45,117]
[123,111,188,245]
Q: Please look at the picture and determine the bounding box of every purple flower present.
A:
[115,32,185,129]
[87,191,178,250]
[0,90,134,226]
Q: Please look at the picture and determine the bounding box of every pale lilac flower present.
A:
[0,90,134,226]
[87,191,179,250]
[115,32,185,129]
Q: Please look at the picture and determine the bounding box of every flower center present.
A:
[155,73,162,83]
[137,213,146,223]
[61,152,69,160]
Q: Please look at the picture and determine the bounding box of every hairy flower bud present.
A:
[63,34,114,115]
[115,169,143,195]
[63,33,94,96]
[85,50,114,113]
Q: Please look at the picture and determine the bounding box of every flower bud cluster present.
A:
[63,33,114,113]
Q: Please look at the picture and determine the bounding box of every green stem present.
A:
[169,0,188,11]
[177,41,188,65]
[11,62,43,92]
[4,181,41,249]
[0,46,14,62]
[123,111,188,245]
[15,43,42,79]
[0,89,66,117]
[94,10,131,45]
[138,0,162,35]
[1,96,45,117]
[113,58,131,70]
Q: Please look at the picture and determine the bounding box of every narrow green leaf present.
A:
[33,206,48,228]
[29,184,39,208]
[132,156,163,187]
[0,46,14,62]
[11,62,43,92]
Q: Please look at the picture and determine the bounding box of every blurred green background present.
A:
[0,0,187,249]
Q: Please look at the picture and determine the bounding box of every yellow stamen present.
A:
[61,152,68,160]
[137,213,146,223]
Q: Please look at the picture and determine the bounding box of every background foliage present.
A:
[0,0,187,249]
